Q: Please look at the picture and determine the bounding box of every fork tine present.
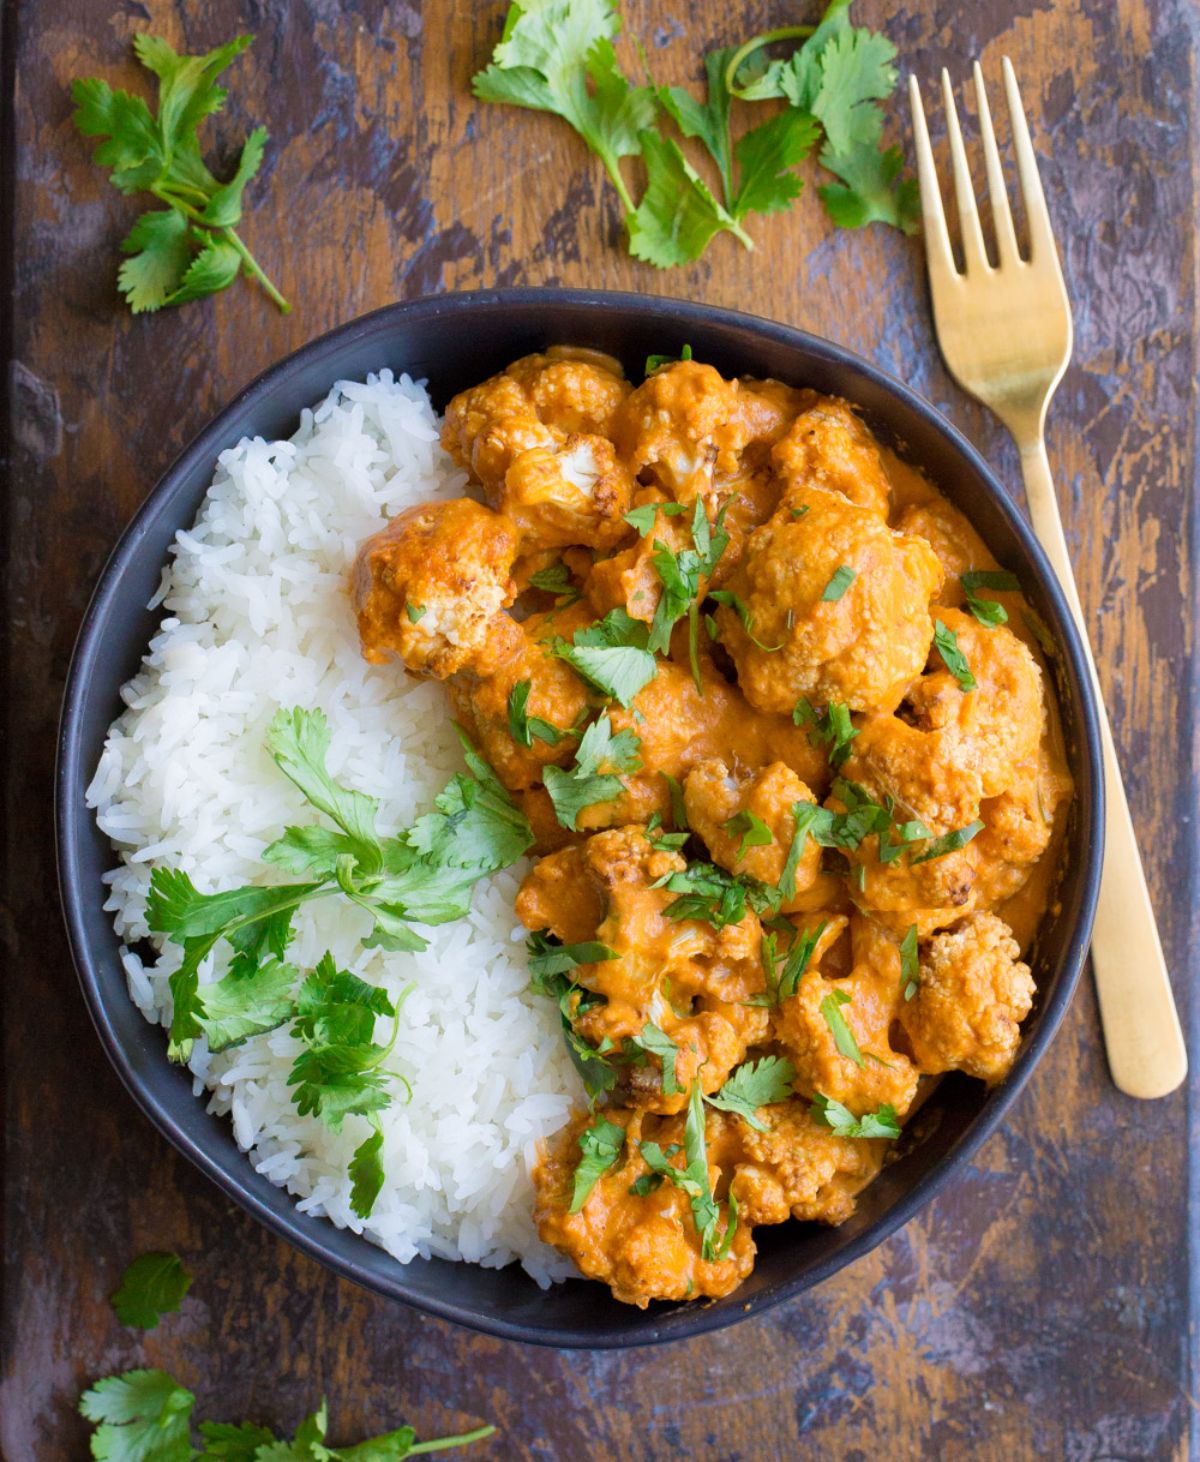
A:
[1001,56,1057,263]
[972,61,1021,267]
[907,75,957,282]
[940,68,991,274]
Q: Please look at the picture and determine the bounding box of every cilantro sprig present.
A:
[526,931,620,1098]
[111,1253,193,1332]
[472,0,916,271]
[79,1368,495,1462]
[793,698,859,769]
[71,33,289,314]
[961,569,1021,627]
[543,712,642,829]
[705,1055,795,1131]
[148,709,533,1066]
[638,1082,734,1261]
[810,1091,900,1139]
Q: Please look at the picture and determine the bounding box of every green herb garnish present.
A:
[638,1082,729,1260]
[645,343,694,375]
[552,608,658,706]
[821,565,857,601]
[79,1369,495,1461]
[819,988,864,1066]
[630,1022,680,1095]
[507,679,572,748]
[899,923,919,1001]
[708,589,782,651]
[793,698,859,768]
[659,859,778,928]
[543,712,642,829]
[705,1055,795,1130]
[473,2,915,268]
[70,33,289,314]
[570,1115,627,1211]
[933,618,977,691]
[961,568,1020,627]
[810,1092,901,1138]
[909,818,985,865]
[111,1253,193,1332]
[723,808,774,860]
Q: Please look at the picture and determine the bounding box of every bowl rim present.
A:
[56,286,1104,1348]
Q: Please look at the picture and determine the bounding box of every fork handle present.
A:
[1019,437,1187,1098]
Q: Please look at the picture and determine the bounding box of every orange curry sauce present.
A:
[352,348,1072,1307]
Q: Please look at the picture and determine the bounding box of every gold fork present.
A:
[908,60,1187,1099]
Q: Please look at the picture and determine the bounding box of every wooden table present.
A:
[3,2,1195,1456]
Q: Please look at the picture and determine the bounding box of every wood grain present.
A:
[2,1,1196,1457]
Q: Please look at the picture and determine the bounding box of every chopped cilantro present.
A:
[543,712,642,829]
[660,858,777,928]
[661,771,689,831]
[961,568,1020,627]
[909,818,985,865]
[723,808,774,860]
[708,589,782,651]
[570,1115,626,1211]
[810,1091,901,1139]
[553,608,658,706]
[645,343,693,375]
[933,618,977,691]
[630,1022,680,1095]
[705,1055,795,1131]
[526,932,619,980]
[821,565,857,601]
[793,698,859,768]
[638,1082,728,1259]
[820,988,864,1066]
[507,679,572,749]
[900,923,919,1001]
[406,603,426,624]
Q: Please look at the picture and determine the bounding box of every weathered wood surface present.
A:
[2,1,1196,1457]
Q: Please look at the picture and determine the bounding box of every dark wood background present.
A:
[3,1,1196,1457]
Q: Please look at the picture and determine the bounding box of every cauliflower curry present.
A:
[352,347,1072,1308]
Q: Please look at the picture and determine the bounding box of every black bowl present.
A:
[57,288,1103,1348]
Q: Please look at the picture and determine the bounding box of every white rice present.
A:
[86,370,582,1285]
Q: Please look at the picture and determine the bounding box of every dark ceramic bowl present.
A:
[57,289,1103,1348]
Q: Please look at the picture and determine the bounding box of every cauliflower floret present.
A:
[447,603,593,792]
[612,361,800,503]
[682,759,831,913]
[974,748,1073,907]
[908,607,1044,798]
[892,497,1004,608]
[713,488,944,714]
[770,396,893,520]
[515,826,768,1110]
[899,912,1035,1082]
[352,498,521,679]
[495,434,636,550]
[729,1098,887,1226]
[776,915,920,1118]
[442,347,630,492]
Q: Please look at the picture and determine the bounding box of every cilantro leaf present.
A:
[265,708,383,871]
[731,108,820,219]
[70,33,289,313]
[348,1122,386,1222]
[822,565,857,601]
[820,141,919,232]
[554,609,658,706]
[628,128,753,268]
[473,0,654,215]
[403,734,535,872]
[197,1419,279,1459]
[810,1091,901,1139]
[570,1114,626,1211]
[793,698,859,768]
[909,818,985,865]
[900,923,919,1001]
[705,1055,795,1130]
[723,808,774,860]
[526,932,618,979]
[961,569,1020,627]
[643,346,694,377]
[932,618,978,691]
[630,1022,680,1095]
[708,590,782,651]
[660,859,775,928]
[639,1082,727,1260]
[116,209,193,312]
[194,956,299,1052]
[772,919,828,1002]
[111,1253,193,1331]
[820,988,864,1066]
[658,49,737,205]
[528,562,579,600]
[543,712,641,829]
[808,24,898,154]
[79,1369,196,1462]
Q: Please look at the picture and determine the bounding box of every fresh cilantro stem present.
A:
[150,187,290,313]
[724,25,817,98]
[409,1426,499,1455]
